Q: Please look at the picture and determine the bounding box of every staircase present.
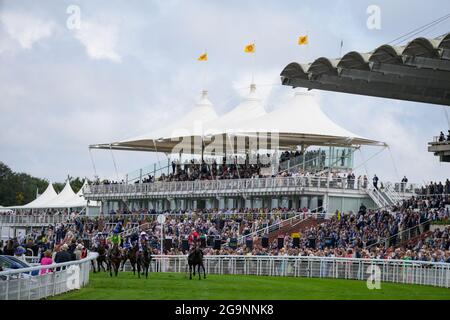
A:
[118,222,153,238]
[367,220,432,249]
[366,180,407,209]
[268,216,324,242]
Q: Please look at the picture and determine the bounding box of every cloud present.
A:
[0,12,55,50]
[73,19,121,62]
[0,0,448,183]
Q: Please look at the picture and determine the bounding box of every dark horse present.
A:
[188,246,206,280]
[107,243,122,277]
[136,245,152,279]
[91,244,107,273]
[121,243,138,274]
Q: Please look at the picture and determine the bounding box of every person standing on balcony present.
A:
[373,174,379,190]
[172,161,176,174]
[401,176,408,192]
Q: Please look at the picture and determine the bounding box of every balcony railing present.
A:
[84,176,419,198]
[0,214,73,225]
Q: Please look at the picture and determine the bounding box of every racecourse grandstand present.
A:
[1,180,449,263]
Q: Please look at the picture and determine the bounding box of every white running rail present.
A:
[0,252,98,300]
[145,255,450,288]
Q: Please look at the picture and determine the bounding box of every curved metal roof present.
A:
[281,33,450,106]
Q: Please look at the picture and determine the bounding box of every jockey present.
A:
[110,229,121,247]
[188,229,200,246]
[92,232,104,248]
[138,231,149,251]
[113,221,124,234]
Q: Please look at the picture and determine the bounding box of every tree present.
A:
[0,161,89,206]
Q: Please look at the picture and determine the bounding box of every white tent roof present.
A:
[7,180,100,210]
[89,87,384,155]
[146,90,218,140]
[203,84,266,135]
[41,180,77,208]
[0,205,13,212]
[64,180,100,208]
[11,182,58,209]
[90,90,219,153]
[225,91,384,148]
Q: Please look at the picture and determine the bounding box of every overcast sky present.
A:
[1,0,449,184]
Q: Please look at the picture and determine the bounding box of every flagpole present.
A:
[251,40,255,85]
[305,30,310,62]
[203,49,208,91]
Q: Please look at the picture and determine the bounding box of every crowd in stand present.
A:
[438,130,450,142]
[2,179,450,264]
[92,149,353,185]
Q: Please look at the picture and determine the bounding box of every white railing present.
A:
[85,176,335,195]
[366,187,389,208]
[0,214,73,225]
[235,213,317,245]
[139,255,450,288]
[0,252,98,300]
[85,177,419,198]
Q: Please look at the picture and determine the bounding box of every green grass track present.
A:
[49,271,450,300]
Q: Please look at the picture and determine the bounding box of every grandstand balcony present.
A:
[83,176,418,213]
[428,136,450,162]
[85,176,366,199]
[0,214,71,226]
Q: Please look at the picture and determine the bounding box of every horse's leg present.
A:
[131,260,135,275]
[108,260,112,277]
[189,264,192,280]
[193,264,196,276]
[121,257,127,271]
[91,260,96,273]
[99,258,104,272]
[202,263,206,279]
[137,260,141,279]
[198,265,201,280]
[145,263,148,279]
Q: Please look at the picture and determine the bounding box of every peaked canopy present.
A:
[89,90,219,153]
[89,85,384,157]
[44,180,77,208]
[9,182,58,209]
[0,205,13,212]
[8,180,100,210]
[225,91,385,149]
[64,180,99,208]
[202,84,266,135]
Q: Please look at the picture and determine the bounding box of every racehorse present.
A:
[188,246,206,280]
[121,243,138,275]
[136,245,152,279]
[91,244,107,273]
[107,243,122,277]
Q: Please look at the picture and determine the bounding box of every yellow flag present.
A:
[198,52,208,61]
[298,35,308,45]
[244,43,255,53]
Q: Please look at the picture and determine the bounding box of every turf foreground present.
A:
[49,272,450,300]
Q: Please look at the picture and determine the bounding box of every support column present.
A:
[245,197,252,209]
[218,197,226,210]
[227,198,235,209]
[310,196,318,211]
[292,195,299,210]
[271,197,280,209]
[323,194,329,213]
[300,196,308,210]
[281,196,290,209]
